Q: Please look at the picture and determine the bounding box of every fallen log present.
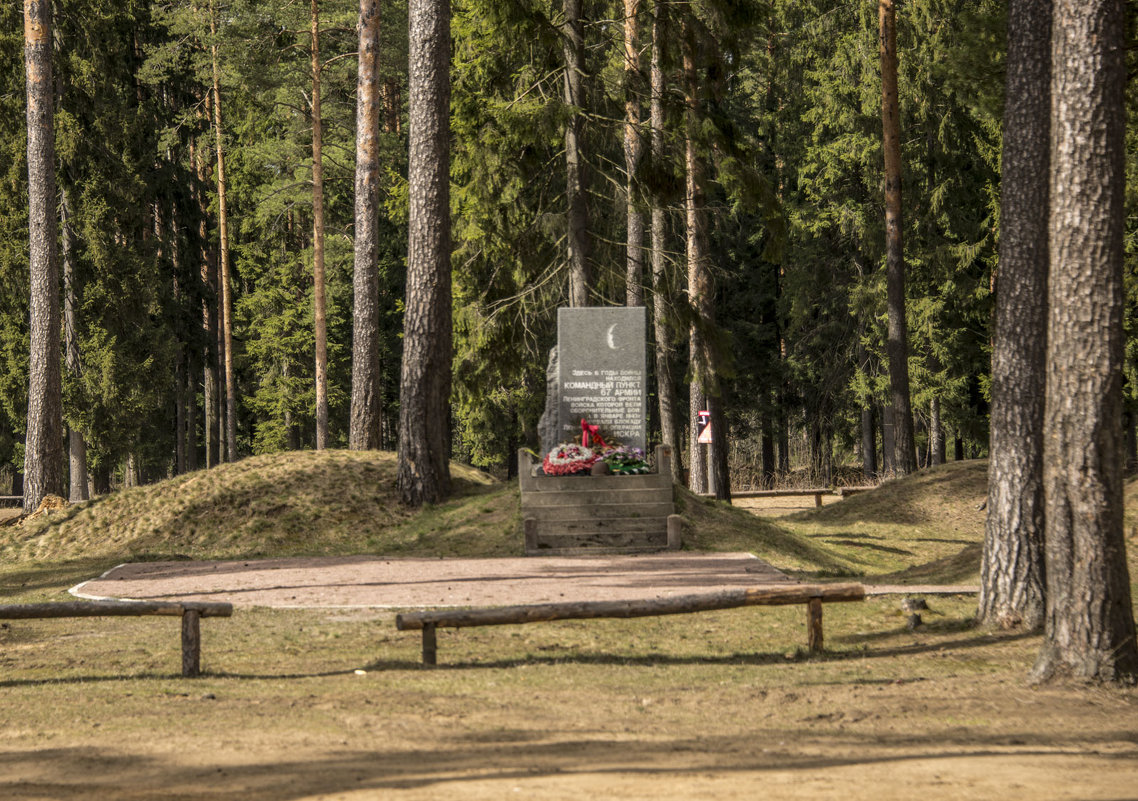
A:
[396,583,865,665]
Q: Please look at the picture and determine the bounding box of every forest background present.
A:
[1,0,1136,496]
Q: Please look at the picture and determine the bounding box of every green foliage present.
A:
[0,0,1050,487]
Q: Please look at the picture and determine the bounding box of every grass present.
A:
[1,452,1137,800]
[3,453,1132,591]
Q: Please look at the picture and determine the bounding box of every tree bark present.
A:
[861,405,877,480]
[649,0,681,482]
[563,0,590,306]
[979,0,1050,631]
[398,0,452,506]
[23,0,64,512]
[682,18,707,496]
[929,396,944,466]
[879,0,917,475]
[681,18,728,501]
[1032,0,1137,683]
[881,402,895,473]
[311,0,329,450]
[761,404,776,488]
[350,0,383,450]
[623,0,644,307]
[61,185,89,502]
[192,135,220,469]
[210,1,237,463]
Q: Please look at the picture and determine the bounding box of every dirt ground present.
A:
[3,553,1121,800]
[71,552,795,607]
[731,495,843,517]
[4,511,1133,799]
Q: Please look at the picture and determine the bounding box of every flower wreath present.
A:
[542,442,598,476]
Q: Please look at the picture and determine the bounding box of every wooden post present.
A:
[524,517,538,553]
[666,514,682,550]
[807,597,823,652]
[813,492,822,508]
[422,621,437,666]
[181,609,201,677]
[656,444,672,477]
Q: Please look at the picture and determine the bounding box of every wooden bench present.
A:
[0,495,22,508]
[701,486,878,507]
[0,600,233,677]
[395,583,865,665]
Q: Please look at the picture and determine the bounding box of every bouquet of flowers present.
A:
[599,445,650,475]
[540,419,652,476]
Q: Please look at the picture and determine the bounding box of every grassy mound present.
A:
[0,450,518,563]
[10,451,1113,590]
[773,460,989,582]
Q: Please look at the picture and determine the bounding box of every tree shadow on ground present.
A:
[1,727,1132,801]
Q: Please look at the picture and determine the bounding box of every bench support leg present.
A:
[422,622,437,666]
[182,610,201,677]
[806,597,823,652]
[814,493,823,508]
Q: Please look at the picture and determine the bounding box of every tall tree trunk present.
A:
[193,136,220,469]
[311,0,329,450]
[881,403,895,473]
[23,0,64,512]
[879,0,917,475]
[761,402,776,488]
[186,347,198,472]
[124,453,139,488]
[398,0,452,506]
[857,334,877,480]
[61,185,89,502]
[210,1,237,463]
[623,0,644,307]
[649,0,681,482]
[563,0,590,306]
[350,0,383,450]
[980,0,1050,631]
[383,79,401,133]
[929,396,944,466]
[861,405,877,480]
[682,17,707,495]
[776,278,790,475]
[680,17,728,500]
[166,201,189,477]
[1032,0,1137,683]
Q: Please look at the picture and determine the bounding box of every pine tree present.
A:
[979,0,1049,630]
[349,0,384,450]
[398,0,452,505]
[311,0,330,450]
[22,0,64,511]
[1032,0,1137,683]
[878,0,917,474]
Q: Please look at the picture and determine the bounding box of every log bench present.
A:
[0,600,233,677]
[700,487,877,507]
[395,583,865,665]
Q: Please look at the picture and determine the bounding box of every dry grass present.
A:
[769,460,989,582]
[0,450,512,565]
[4,454,1134,593]
[2,454,1138,800]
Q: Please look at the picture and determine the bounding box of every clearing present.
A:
[1,452,1136,800]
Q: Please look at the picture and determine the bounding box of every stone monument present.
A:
[556,306,647,453]
[522,306,678,555]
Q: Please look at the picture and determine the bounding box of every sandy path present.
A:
[70,551,797,608]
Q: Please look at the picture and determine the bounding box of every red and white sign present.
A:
[697,410,712,444]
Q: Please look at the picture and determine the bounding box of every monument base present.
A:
[520,445,681,555]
